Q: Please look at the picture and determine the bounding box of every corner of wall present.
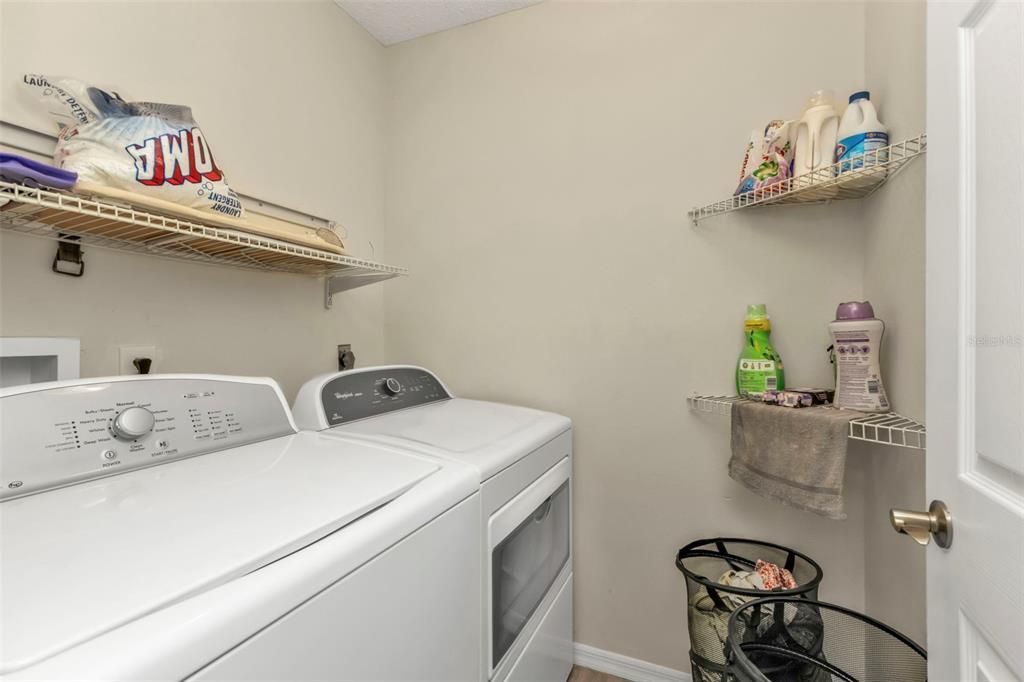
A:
[859,0,928,646]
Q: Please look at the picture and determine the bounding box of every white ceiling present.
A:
[335,0,543,46]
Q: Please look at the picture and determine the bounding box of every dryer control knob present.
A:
[112,407,156,440]
[383,378,403,396]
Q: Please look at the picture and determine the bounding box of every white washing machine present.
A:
[0,374,481,681]
[293,366,573,682]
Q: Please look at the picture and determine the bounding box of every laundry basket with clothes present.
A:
[676,538,824,682]
[726,597,927,682]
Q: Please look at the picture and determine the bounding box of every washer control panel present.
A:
[0,377,295,500]
[320,367,450,426]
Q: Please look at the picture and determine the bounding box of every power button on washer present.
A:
[101,449,118,461]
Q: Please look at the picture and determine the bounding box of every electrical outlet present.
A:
[337,344,355,371]
[118,345,159,375]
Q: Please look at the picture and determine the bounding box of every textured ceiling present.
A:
[335,0,543,46]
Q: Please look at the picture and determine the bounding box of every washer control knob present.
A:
[383,378,403,396]
[112,407,155,440]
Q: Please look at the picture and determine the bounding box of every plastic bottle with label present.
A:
[792,89,840,182]
[835,91,889,173]
[829,301,890,413]
[736,304,785,397]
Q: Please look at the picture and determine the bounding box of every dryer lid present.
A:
[0,431,438,674]
[335,398,570,480]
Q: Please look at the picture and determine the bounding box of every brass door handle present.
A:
[890,500,953,548]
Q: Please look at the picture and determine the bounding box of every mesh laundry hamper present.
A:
[726,597,927,682]
[676,538,824,682]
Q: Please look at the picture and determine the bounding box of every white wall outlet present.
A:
[118,345,159,375]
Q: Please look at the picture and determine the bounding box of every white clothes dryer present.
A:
[293,366,573,682]
[0,374,480,681]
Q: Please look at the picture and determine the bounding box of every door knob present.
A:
[890,499,953,548]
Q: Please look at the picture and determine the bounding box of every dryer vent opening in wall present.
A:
[338,345,355,371]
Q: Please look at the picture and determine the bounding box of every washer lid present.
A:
[334,398,570,480]
[0,431,438,674]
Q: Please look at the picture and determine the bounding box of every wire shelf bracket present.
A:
[688,393,927,451]
[0,180,407,308]
[688,134,927,225]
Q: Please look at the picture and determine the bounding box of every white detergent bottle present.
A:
[793,89,840,182]
[835,91,889,173]
[829,301,890,413]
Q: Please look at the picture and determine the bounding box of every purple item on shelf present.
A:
[834,300,876,321]
[0,153,78,190]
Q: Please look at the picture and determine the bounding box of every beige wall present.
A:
[0,0,389,399]
[384,0,876,670]
[861,0,928,646]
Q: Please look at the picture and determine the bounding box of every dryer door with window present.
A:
[488,458,571,671]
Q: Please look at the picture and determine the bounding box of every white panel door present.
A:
[927,1,1024,680]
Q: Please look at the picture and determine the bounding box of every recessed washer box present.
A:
[0,338,80,388]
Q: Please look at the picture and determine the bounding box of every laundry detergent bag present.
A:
[22,75,244,217]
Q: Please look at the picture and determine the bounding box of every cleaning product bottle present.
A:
[835,91,889,173]
[829,301,890,412]
[793,90,840,181]
[736,304,785,397]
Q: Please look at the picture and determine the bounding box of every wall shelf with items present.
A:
[688,393,927,450]
[688,134,927,225]
[0,180,407,308]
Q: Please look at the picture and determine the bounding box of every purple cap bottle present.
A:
[835,301,876,321]
[829,301,890,412]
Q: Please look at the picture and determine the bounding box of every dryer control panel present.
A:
[0,377,295,500]
[320,367,450,426]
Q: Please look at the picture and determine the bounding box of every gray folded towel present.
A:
[729,401,856,519]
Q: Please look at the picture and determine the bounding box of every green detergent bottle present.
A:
[736,303,785,396]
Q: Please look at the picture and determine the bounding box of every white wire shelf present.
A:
[688,394,927,450]
[688,134,927,225]
[0,181,407,306]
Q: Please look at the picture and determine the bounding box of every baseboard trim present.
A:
[573,643,691,682]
